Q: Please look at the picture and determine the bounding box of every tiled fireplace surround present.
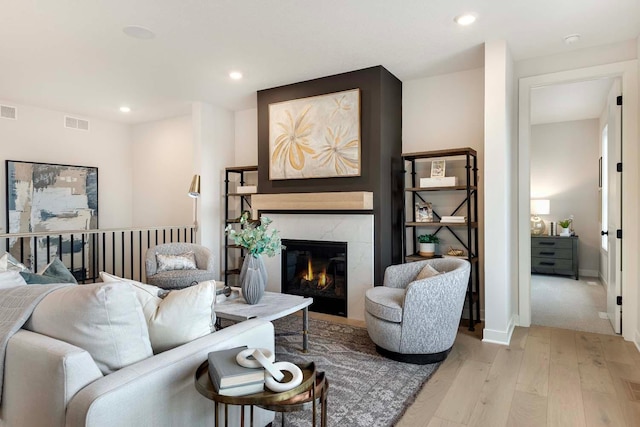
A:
[252,192,374,321]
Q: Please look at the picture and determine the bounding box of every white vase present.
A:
[559,227,571,237]
[418,242,436,257]
[239,254,267,305]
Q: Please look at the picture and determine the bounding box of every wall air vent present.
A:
[0,105,17,120]
[64,115,90,131]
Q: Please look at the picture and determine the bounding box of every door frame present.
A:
[518,60,638,341]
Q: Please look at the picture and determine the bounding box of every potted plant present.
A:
[225,212,284,304]
[558,219,572,236]
[417,234,440,257]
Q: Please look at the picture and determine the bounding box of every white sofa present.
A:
[0,319,275,427]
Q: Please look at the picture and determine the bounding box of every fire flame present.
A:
[305,258,313,281]
[318,271,326,286]
[303,257,327,286]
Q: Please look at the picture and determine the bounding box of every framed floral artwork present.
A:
[268,88,361,180]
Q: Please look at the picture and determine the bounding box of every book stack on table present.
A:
[208,346,265,396]
[440,216,466,223]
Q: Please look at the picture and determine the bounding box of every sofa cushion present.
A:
[100,272,216,353]
[156,252,197,273]
[25,282,153,374]
[365,287,405,323]
[0,270,27,289]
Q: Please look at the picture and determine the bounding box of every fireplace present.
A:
[281,239,347,317]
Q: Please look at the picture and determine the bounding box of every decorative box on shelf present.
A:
[420,177,457,188]
[237,185,257,194]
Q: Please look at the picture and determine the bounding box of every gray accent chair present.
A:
[145,243,216,289]
[365,258,471,364]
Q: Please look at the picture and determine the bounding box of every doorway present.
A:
[517,61,638,341]
[528,77,617,335]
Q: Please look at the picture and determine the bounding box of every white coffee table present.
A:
[215,291,313,352]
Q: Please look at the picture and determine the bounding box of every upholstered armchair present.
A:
[365,258,470,364]
[145,243,216,289]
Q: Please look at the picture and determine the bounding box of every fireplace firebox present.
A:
[281,239,347,317]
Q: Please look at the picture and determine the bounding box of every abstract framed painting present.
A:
[269,88,361,180]
[5,160,98,268]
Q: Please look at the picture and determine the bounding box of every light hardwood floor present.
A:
[306,313,640,427]
[398,325,640,427]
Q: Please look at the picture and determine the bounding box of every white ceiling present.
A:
[0,0,638,124]
[530,78,614,125]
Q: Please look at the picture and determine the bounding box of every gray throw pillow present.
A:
[20,258,78,285]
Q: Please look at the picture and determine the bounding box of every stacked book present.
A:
[440,216,467,223]
[208,346,265,396]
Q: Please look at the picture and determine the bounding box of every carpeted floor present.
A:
[531,274,615,335]
[268,316,440,427]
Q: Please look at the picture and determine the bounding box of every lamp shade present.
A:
[188,174,201,198]
[530,199,550,215]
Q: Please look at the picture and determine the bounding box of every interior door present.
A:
[606,79,622,333]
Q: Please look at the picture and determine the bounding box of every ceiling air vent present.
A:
[0,105,17,120]
[64,115,90,131]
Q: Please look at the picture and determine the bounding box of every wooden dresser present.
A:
[531,235,579,280]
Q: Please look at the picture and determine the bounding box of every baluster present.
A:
[70,234,74,278]
[33,236,38,272]
[81,233,86,283]
[121,231,125,278]
[139,230,142,281]
[130,231,134,279]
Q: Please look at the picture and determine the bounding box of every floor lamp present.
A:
[188,175,201,238]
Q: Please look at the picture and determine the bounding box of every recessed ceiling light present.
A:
[563,34,581,45]
[229,71,243,80]
[119,106,131,113]
[122,25,156,40]
[454,14,476,26]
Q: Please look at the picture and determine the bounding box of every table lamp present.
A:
[530,199,550,235]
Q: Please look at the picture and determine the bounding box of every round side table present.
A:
[195,361,328,427]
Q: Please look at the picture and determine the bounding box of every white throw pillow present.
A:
[25,282,153,374]
[100,271,163,318]
[0,253,28,272]
[0,270,27,289]
[99,272,216,353]
[149,281,216,353]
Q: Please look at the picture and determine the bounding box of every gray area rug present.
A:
[270,316,440,427]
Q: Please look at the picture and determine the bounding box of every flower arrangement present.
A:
[225,212,284,257]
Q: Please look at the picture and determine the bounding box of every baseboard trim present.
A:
[482,315,516,345]
[579,269,599,278]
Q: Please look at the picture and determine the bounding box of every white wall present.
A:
[530,119,600,276]
[483,40,517,345]
[516,39,637,79]
[0,100,133,231]
[403,68,484,153]
[131,115,193,227]
[193,102,235,281]
[402,68,486,316]
[234,108,258,167]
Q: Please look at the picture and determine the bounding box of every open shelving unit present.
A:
[402,147,480,330]
[223,165,258,286]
